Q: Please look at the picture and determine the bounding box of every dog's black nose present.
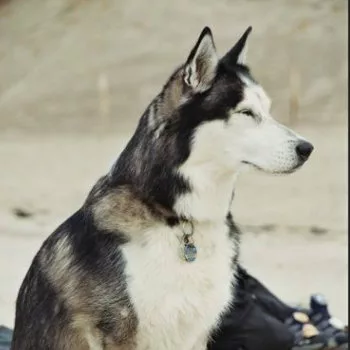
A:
[296,141,314,161]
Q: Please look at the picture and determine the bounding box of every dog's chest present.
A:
[121,222,237,350]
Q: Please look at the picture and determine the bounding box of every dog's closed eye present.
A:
[239,109,255,117]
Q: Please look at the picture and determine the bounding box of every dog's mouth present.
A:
[242,161,263,172]
[242,161,304,174]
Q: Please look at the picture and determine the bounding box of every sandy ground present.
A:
[0,0,348,329]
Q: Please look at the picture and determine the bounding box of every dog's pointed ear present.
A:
[184,27,218,93]
[221,26,252,66]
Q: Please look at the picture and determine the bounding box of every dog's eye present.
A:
[239,109,255,118]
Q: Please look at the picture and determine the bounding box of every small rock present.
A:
[260,224,277,232]
[309,226,328,235]
[12,208,33,218]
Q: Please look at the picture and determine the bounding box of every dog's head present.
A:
[151,26,313,176]
[114,27,314,215]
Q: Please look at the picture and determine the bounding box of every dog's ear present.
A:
[221,26,252,66]
[184,27,218,93]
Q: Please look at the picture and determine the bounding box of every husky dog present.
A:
[12,27,313,350]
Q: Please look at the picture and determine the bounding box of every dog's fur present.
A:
[12,27,313,350]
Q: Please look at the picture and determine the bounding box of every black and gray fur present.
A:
[12,27,253,349]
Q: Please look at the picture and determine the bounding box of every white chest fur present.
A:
[121,221,237,350]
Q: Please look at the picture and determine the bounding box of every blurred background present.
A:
[0,0,347,327]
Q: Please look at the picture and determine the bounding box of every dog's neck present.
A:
[110,160,238,226]
[173,162,240,223]
[111,122,240,225]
